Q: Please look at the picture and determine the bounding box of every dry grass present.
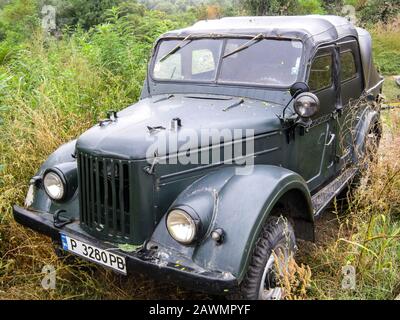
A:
[274,253,312,300]
[296,105,400,300]
[370,16,400,75]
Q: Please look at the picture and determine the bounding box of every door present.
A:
[335,39,364,169]
[295,45,339,192]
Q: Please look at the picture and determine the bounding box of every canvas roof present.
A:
[161,15,359,46]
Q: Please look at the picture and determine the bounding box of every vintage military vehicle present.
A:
[14,15,384,299]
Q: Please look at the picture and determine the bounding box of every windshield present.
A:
[152,38,303,87]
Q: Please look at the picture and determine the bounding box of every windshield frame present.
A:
[149,35,306,90]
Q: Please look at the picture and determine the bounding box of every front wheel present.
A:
[235,215,296,300]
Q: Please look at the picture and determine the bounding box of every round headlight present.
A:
[294,92,320,118]
[166,209,197,244]
[43,171,65,201]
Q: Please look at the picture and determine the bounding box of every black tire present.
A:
[233,215,296,300]
[352,122,382,187]
[365,125,381,164]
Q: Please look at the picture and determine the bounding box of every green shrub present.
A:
[297,0,326,14]
[357,0,400,26]
[240,0,326,15]
[371,21,400,75]
[0,0,39,43]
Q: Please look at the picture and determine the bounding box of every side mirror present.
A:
[294,92,320,120]
[290,82,310,97]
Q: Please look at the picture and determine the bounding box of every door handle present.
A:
[325,133,336,146]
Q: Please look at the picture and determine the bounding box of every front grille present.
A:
[77,152,133,241]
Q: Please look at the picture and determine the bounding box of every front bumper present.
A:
[13,205,238,294]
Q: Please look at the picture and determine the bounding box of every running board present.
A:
[311,167,358,217]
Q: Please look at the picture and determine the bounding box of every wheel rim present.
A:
[258,247,287,300]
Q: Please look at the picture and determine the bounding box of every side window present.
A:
[308,54,333,91]
[340,51,357,82]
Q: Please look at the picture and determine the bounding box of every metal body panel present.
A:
[13,206,237,294]
[150,165,313,281]
[76,94,283,160]
[356,27,384,93]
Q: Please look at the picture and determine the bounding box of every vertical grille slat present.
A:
[80,154,88,225]
[85,155,91,226]
[78,153,85,226]
[103,158,109,234]
[78,151,133,241]
[128,161,134,239]
[119,161,125,238]
[110,159,117,233]
[95,158,101,227]
[89,156,95,227]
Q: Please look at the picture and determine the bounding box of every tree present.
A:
[240,0,298,15]
[207,4,221,18]
[38,0,133,30]
[296,0,325,14]
[240,0,326,15]
[357,0,400,25]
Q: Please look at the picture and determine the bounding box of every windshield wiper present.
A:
[222,33,264,59]
[159,34,193,62]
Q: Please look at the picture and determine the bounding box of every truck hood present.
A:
[76,94,283,160]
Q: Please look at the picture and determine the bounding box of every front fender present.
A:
[28,139,78,217]
[150,165,313,282]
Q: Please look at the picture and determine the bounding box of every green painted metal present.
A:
[150,165,313,280]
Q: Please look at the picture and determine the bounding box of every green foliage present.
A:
[40,0,128,30]
[240,0,325,15]
[357,0,400,26]
[241,0,296,15]
[296,0,325,14]
[371,23,400,75]
[0,0,39,43]
[0,1,201,299]
[140,0,241,17]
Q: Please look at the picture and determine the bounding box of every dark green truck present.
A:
[13,15,384,299]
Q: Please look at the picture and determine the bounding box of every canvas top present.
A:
[159,15,382,91]
[161,15,359,46]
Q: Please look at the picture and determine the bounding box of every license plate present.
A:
[60,234,127,275]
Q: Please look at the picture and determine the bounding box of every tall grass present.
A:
[0,6,198,299]
[370,16,400,75]
[296,108,400,300]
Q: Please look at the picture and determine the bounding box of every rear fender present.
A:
[353,106,381,162]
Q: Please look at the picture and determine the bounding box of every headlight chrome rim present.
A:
[43,169,66,201]
[166,207,199,245]
[294,92,320,118]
